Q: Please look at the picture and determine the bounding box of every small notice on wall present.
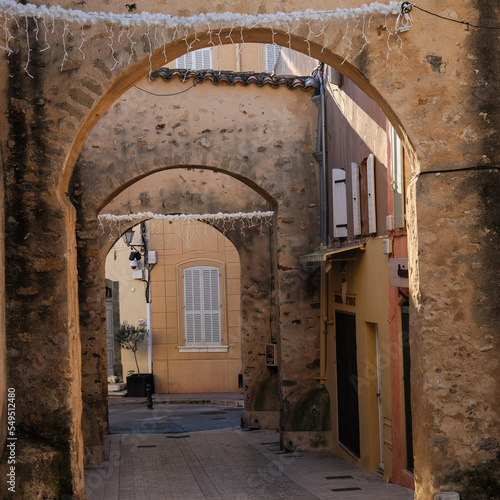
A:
[266,344,278,366]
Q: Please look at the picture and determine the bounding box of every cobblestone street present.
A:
[85,425,414,500]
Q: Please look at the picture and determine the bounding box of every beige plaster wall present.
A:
[105,230,149,376]
[105,219,243,393]
[148,220,242,393]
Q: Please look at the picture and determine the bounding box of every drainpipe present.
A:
[312,63,329,384]
[312,63,328,248]
[141,222,154,374]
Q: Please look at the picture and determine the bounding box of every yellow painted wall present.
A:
[105,228,149,377]
[325,238,392,476]
[149,219,242,394]
[106,219,243,393]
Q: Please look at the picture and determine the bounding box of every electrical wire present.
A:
[133,82,197,97]
[410,165,500,184]
[406,3,500,30]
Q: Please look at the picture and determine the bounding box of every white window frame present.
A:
[179,265,228,352]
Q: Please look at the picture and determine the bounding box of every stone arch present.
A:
[79,164,282,464]
[1,2,497,498]
[70,45,322,436]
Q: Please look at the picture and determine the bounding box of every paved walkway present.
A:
[85,428,414,500]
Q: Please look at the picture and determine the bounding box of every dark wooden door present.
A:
[402,306,414,471]
[336,311,360,457]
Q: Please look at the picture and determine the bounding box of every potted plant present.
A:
[117,322,154,397]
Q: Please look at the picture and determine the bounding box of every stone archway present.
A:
[0,2,498,498]
[70,69,322,463]
[102,169,282,420]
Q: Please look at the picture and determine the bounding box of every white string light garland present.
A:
[0,0,407,76]
[98,211,274,223]
[98,211,275,243]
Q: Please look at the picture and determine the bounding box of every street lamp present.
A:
[122,228,135,246]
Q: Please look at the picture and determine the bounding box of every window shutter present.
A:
[184,268,203,344]
[391,127,405,228]
[183,266,221,346]
[265,44,280,73]
[367,154,377,234]
[202,268,221,345]
[332,169,348,238]
[176,48,212,70]
[351,162,361,236]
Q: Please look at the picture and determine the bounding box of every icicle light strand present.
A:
[98,211,274,223]
[0,1,401,32]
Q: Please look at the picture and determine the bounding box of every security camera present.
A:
[128,251,142,269]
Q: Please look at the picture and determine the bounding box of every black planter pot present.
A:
[126,373,154,397]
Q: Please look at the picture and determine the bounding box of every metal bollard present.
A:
[146,383,154,409]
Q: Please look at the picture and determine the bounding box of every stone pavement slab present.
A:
[85,428,414,500]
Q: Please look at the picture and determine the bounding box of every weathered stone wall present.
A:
[0,145,6,458]
[72,76,321,457]
[0,1,498,497]
[408,168,500,498]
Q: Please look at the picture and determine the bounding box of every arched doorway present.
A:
[1,3,497,498]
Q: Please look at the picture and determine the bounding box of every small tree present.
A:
[116,322,147,376]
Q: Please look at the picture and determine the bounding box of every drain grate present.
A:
[331,487,362,492]
[325,475,353,480]
[137,445,157,448]
[200,411,226,415]
[166,435,190,439]
[210,417,226,420]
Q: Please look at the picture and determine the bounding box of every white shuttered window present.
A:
[183,266,221,346]
[176,48,212,70]
[391,127,405,228]
[332,169,348,238]
[351,162,361,236]
[367,154,377,234]
[265,44,281,73]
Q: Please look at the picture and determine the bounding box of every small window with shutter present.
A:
[183,266,221,346]
[176,48,212,70]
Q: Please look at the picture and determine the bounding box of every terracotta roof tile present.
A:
[150,68,318,91]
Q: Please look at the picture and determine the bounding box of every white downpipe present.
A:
[147,302,153,374]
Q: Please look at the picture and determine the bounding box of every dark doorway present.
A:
[401,305,414,471]
[335,311,360,457]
